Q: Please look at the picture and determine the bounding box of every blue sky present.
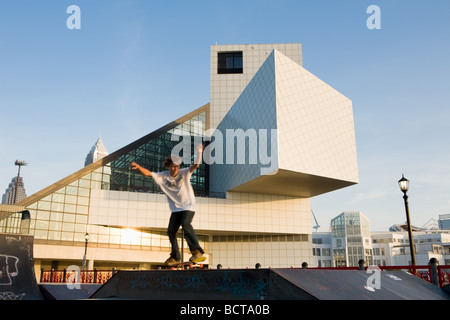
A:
[1,1,449,231]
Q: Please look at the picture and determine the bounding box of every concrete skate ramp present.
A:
[91,269,315,300]
[90,268,450,300]
[272,269,450,300]
[39,283,102,300]
[0,233,43,300]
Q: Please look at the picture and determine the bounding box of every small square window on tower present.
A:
[218,51,243,74]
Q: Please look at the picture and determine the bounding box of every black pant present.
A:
[167,210,204,261]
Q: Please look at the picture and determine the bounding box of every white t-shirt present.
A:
[152,168,196,213]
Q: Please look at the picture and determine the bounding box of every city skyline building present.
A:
[0,43,359,274]
[1,176,27,205]
[439,214,450,230]
[84,137,109,167]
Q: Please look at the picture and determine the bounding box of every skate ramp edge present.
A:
[0,233,43,300]
[90,268,450,300]
[90,269,316,300]
[39,283,102,300]
[271,268,450,300]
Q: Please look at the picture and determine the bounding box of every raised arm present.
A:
[189,144,203,173]
[130,162,153,177]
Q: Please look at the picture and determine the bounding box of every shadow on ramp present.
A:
[0,233,43,300]
[39,283,102,300]
[90,268,450,300]
[272,268,450,300]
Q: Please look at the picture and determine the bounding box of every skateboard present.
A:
[167,256,207,269]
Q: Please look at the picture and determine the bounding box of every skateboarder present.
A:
[130,144,205,265]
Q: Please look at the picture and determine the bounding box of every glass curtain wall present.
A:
[13,110,208,254]
[330,212,372,267]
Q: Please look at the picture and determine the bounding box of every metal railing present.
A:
[40,268,118,284]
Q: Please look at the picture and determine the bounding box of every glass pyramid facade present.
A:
[10,105,208,252]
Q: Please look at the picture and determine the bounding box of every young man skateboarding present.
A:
[130,144,205,265]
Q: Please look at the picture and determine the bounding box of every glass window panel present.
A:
[41,195,52,202]
[79,179,91,188]
[92,172,102,181]
[27,203,38,209]
[61,232,74,241]
[35,220,49,230]
[75,223,86,232]
[74,232,86,242]
[91,181,101,189]
[65,195,77,205]
[52,194,65,203]
[110,235,120,244]
[77,196,89,206]
[98,234,109,244]
[48,231,61,241]
[49,221,61,231]
[64,204,77,213]
[76,205,89,215]
[50,211,63,221]
[66,186,78,196]
[142,238,151,247]
[35,230,48,239]
[36,211,50,220]
[151,237,161,247]
[98,226,110,235]
[55,187,66,194]
[63,213,76,223]
[78,188,90,197]
[62,222,75,232]
[51,202,64,212]
[38,201,51,210]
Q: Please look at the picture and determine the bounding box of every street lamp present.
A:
[82,232,90,270]
[14,160,27,204]
[398,174,417,266]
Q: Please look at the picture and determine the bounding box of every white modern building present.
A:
[312,212,450,268]
[372,231,450,266]
[0,43,358,274]
[312,212,372,268]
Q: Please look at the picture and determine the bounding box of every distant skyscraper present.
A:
[438,214,450,230]
[1,176,27,204]
[84,137,109,167]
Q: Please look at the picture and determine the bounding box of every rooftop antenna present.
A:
[311,209,320,232]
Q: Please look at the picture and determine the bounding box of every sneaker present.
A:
[165,257,181,265]
[189,249,205,262]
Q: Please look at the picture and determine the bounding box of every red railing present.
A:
[40,268,118,284]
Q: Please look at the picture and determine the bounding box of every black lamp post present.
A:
[82,232,90,270]
[398,174,417,266]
